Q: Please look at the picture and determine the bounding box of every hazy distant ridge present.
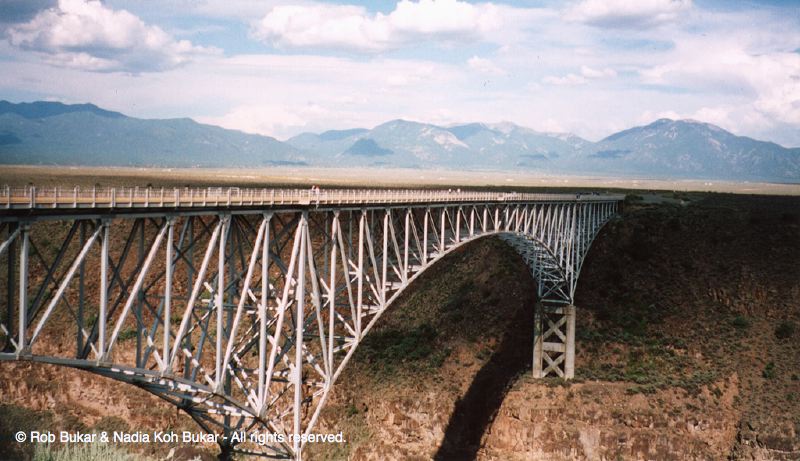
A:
[0,101,303,167]
[289,118,800,182]
[1,101,798,182]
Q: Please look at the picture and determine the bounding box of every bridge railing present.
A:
[0,185,625,210]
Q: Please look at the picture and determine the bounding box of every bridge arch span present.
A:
[344,228,562,358]
[0,188,622,459]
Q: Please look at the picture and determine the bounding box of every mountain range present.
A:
[1,100,798,183]
[0,101,302,167]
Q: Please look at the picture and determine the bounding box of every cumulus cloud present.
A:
[543,65,616,85]
[543,73,586,86]
[565,0,692,28]
[199,104,320,138]
[467,56,506,76]
[6,0,216,72]
[253,0,503,52]
[639,37,800,126]
[580,65,616,78]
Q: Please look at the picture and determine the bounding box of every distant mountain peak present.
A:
[650,117,675,124]
[488,121,519,134]
[2,100,797,183]
[0,100,300,167]
[0,100,125,119]
[378,119,424,128]
[318,128,368,142]
[645,118,727,132]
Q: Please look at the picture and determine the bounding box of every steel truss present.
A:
[0,191,620,459]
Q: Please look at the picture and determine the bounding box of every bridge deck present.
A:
[1,186,625,213]
[0,185,624,459]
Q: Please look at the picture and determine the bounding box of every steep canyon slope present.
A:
[0,193,798,460]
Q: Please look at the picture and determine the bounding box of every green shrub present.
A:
[33,441,146,461]
[624,194,644,205]
[117,328,137,341]
[731,316,750,329]
[775,321,795,340]
[763,361,776,379]
[93,416,129,433]
[358,324,443,376]
[0,405,54,460]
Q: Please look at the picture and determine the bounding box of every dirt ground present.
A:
[1,164,799,195]
[0,169,798,460]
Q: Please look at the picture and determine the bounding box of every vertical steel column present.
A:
[17,224,29,354]
[422,208,429,263]
[469,207,475,237]
[381,210,389,306]
[327,212,337,379]
[258,213,271,414]
[347,211,353,261]
[403,210,410,282]
[565,304,576,379]
[439,207,446,253]
[356,211,365,337]
[163,218,174,372]
[187,217,195,290]
[4,223,17,352]
[532,302,543,378]
[293,212,308,460]
[98,220,109,360]
[77,222,86,355]
[216,215,229,390]
[136,220,144,368]
[455,206,461,243]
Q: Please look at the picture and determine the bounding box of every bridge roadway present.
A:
[0,186,624,460]
[1,185,618,211]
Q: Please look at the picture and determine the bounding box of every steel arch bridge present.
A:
[0,186,622,460]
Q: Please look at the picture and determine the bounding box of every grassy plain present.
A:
[1,164,799,195]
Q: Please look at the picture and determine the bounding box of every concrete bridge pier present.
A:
[532,302,576,379]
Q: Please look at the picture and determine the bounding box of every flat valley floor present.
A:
[1,165,799,196]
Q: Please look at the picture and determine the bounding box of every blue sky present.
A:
[0,0,798,146]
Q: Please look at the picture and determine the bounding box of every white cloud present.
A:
[192,0,302,20]
[7,0,216,72]
[543,65,616,85]
[637,109,682,124]
[2,0,798,147]
[199,104,327,138]
[467,56,506,76]
[540,118,566,133]
[543,73,586,86]
[580,65,616,78]
[566,0,692,28]
[638,37,800,126]
[253,0,503,52]
[637,105,776,140]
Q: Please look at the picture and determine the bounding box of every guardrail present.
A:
[0,185,625,211]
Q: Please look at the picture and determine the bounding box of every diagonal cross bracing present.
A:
[0,188,623,460]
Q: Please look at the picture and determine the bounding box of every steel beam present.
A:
[0,190,622,460]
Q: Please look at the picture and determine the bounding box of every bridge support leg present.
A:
[565,304,576,379]
[532,304,543,378]
[217,441,233,461]
[532,302,575,379]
